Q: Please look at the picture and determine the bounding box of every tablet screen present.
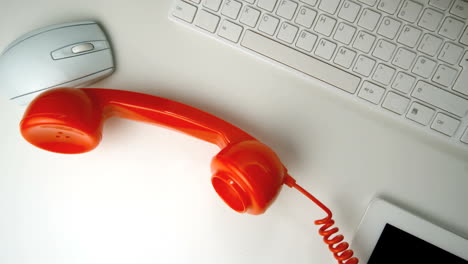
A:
[368,224,467,264]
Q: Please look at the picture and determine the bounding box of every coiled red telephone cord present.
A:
[284,175,359,264]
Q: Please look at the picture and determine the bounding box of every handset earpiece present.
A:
[20,87,358,263]
[20,87,286,214]
[211,140,286,214]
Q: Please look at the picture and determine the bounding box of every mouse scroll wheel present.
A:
[71,43,95,54]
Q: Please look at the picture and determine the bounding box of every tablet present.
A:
[351,198,468,264]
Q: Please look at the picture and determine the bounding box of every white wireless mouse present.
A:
[0,21,115,105]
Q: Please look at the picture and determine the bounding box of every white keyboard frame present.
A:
[169,0,468,151]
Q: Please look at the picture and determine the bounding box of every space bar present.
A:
[241,30,361,93]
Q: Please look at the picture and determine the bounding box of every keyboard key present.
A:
[397,25,422,47]
[377,17,401,39]
[173,0,197,23]
[377,0,401,14]
[431,113,460,136]
[300,0,317,6]
[412,81,468,117]
[195,9,220,32]
[406,102,435,125]
[453,51,468,96]
[372,64,395,85]
[358,81,385,104]
[189,0,201,3]
[243,0,255,3]
[241,30,362,93]
[398,1,422,23]
[257,0,278,11]
[353,55,376,76]
[315,38,337,60]
[392,47,416,70]
[373,39,396,61]
[392,72,416,93]
[418,8,443,31]
[338,1,362,22]
[382,92,410,114]
[412,56,436,78]
[318,0,341,14]
[277,22,299,43]
[429,0,452,10]
[438,43,463,65]
[450,0,468,19]
[438,17,465,40]
[334,23,356,44]
[358,8,381,31]
[296,30,318,52]
[276,0,298,20]
[461,128,468,143]
[240,6,261,27]
[358,0,377,6]
[218,20,243,42]
[295,6,317,28]
[418,34,443,56]
[432,65,458,87]
[334,47,357,68]
[222,0,242,19]
[461,27,468,45]
[353,31,376,53]
[203,0,222,11]
[314,15,337,36]
[258,14,280,35]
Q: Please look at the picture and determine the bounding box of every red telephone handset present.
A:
[20,88,358,263]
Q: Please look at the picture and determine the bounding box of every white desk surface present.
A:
[1,1,467,263]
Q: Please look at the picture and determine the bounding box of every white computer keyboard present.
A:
[169,0,468,149]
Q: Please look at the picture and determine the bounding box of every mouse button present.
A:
[54,48,114,79]
[2,21,98,54]
[51,41,110,60]
[48,23,107,48]
[71,43,95,54]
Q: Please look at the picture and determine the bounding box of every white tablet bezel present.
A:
[351,198,468,263]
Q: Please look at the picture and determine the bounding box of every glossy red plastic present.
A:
[20,88,287,215]
[21,87,359,263]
